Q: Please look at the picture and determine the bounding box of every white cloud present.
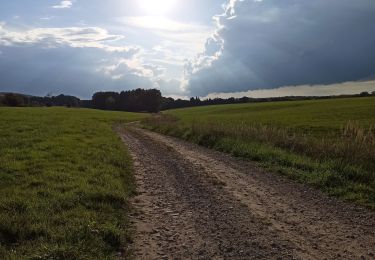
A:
[99,57,186,96]
[101,58,163,80]
[40,17,53,21]
[114,15,217,96]
[120,16,214,66]
[0,24,137,53]
[157,78,185,96]
[121,16,200,32]
[52,1,73,9]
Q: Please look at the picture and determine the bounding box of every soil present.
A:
[118,125,375,260]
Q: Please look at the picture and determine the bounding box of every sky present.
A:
[0,0,375,99]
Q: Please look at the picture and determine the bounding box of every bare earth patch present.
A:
[118,125,375,259]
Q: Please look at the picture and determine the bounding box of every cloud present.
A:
[53,1,74,9]
[184,0,375,96]
[116,15,216,96]
[100,58,164,80]
[121,16,201,32]
[0,44,157,98]
[119,16,214,64]
[203,80,375,99]
[99,57,183,95]
[0,24,137,53]
[156,78,184,96]
[0,23,190,98]
[0,25,159,98]
[40,17,54,21]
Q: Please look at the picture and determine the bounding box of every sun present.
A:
[138,0,177,15]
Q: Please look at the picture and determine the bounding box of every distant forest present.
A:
[0,93,80,108]
[1,89,374,112]
[91,89,162,113]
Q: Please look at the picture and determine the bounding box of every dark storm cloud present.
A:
[0,25,157,98]
[185,0,375,96]
[0,44,154,98]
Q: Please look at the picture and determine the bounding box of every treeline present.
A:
[91,89,162,113]
[0,93,80,107]
[0,89,163,112]
[161,91,375,110]
[1,90,374,112]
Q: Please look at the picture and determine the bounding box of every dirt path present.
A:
[119,126,375,259]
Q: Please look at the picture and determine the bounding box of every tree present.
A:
[92,92,117,110]
[51,94,80,107]
[143,89,162,112]
[4,93,25,107]
[105,96,116,110]
[91,89,162,112]
[360,91,370,97]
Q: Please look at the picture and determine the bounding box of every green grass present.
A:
[0,107,146,259]
[144,97,375,208]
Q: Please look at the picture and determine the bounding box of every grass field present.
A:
[144,97,375,208]
[0,107,146,259]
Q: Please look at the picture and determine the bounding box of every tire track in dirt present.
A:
[119,126,375,259]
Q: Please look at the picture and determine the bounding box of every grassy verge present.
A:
[143,97,375,208]
[0,107,146,259]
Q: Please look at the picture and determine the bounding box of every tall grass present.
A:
[189,120,375,170]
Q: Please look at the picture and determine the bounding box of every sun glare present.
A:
[138,0,177,15]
